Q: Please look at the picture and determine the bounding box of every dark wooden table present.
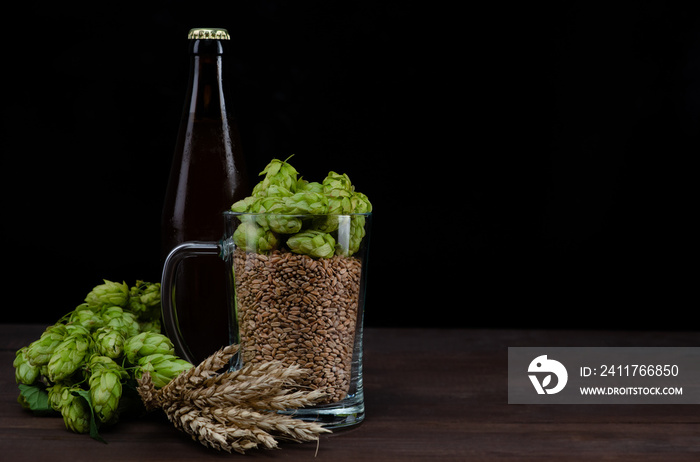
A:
[2,324,699,461]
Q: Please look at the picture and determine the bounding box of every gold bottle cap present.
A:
[188,28,230,40]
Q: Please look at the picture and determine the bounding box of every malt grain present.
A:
[232,248,362,403]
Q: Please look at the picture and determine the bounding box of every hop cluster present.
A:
[137,344,330,454]
[231,156,371,257]
[14,279,193,437]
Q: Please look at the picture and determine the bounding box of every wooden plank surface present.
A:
[1,324,699,461]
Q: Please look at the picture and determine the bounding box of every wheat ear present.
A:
[136,343,331,453]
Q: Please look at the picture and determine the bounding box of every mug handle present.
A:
[160,241,221,364]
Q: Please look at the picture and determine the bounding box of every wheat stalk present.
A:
[136,344,331,454]
[158,344,240,403]
[180,361,327,410]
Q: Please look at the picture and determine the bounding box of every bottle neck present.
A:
[186,39,228,120]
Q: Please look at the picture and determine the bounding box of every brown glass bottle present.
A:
[161,28,250,364]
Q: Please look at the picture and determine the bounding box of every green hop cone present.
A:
[128,280,161,322]
[312,215,340,233]
[136,354,193,388]
[93,327,126,359]
[349,215,367,254]
[326,188,354,214]
[88,353,124,371]
[47,383,91,433]
[296,178,324,194]
[263,184,294,198]
[283,191,329,215]
[69,309,104,332]
[61,388,91,434]
[47,382,70,412]
[72,302,97,313]
[351,191,373,213]
[322,171,354,193]
[26,324,67,366]
[104,311,140,339]
[335,215,367,256]
[89,370,123,424]
[88,357,127,424]
[124,332,175,364]
[65,323,90,333]
[138,319,161,334]
[85,280,129,309]
[100,305,125,321]
[252,157,299,196]
[311,188,354,234]
[231,195,258,212]
[233,221,279,253]
[47,333,92,383]
[14,347,40,385]
[287,230,336,259]
[255,193,283,211]
[253,194,302,234]
[229,157,371,258]
[322,171,371,212]
[266,214,303,234]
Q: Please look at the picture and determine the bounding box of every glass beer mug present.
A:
[161,211,372,428]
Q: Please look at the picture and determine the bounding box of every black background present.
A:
[3,2,699,330]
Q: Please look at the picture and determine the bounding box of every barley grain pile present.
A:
[232,248,362,403]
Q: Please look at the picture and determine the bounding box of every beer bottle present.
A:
[161,27,250,363]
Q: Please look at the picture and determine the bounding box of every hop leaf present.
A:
[18,383,54,416]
